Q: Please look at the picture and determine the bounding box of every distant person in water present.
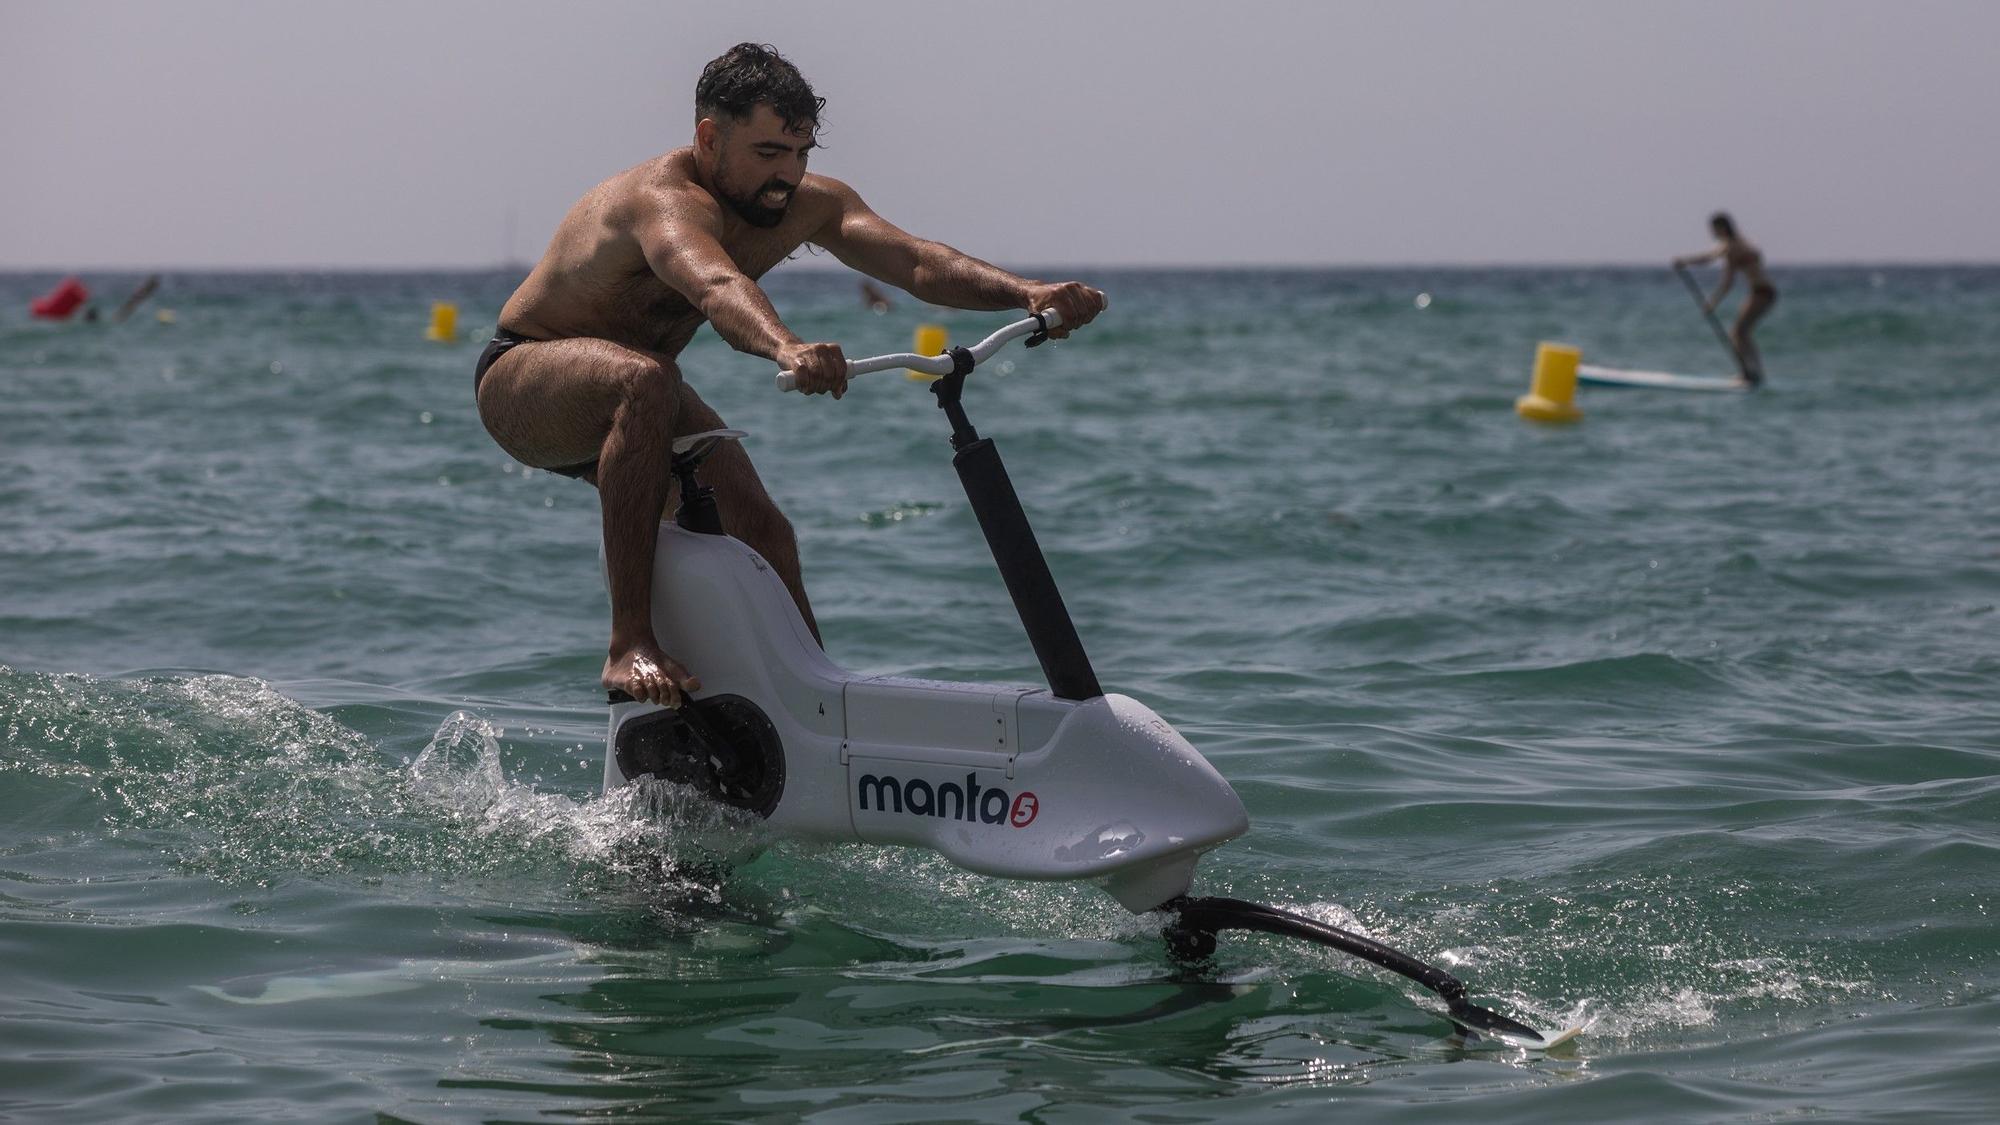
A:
[860,280,893,314]
[112,275,162,324]
[1674,211,1775,386]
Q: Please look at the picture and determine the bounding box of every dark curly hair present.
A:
[695,43,824,137]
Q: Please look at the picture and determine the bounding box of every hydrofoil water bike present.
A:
[600,310,1581,1049]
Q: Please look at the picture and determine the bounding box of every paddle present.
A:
[1673,262,1748,378]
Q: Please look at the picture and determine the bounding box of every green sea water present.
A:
[2,266,1996,1122]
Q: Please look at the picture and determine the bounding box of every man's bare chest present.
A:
[720,232,810,282]
[586,232,811,351]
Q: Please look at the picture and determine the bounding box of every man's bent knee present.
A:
[480,343,691,476]
[615,354,683,410]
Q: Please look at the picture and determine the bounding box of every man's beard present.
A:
[723,177,794,229]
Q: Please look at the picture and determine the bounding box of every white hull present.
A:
[605,523,1249,912]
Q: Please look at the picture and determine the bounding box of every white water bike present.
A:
[601,310,1581,1049]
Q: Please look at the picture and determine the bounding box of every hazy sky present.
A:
[5,0,1996,269]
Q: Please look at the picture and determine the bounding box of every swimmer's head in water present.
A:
[695,43,824,228]
[1710,211,1737,239]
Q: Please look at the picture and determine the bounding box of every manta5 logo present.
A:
[856,771,1038,828]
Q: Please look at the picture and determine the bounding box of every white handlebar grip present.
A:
[775,370,801,393]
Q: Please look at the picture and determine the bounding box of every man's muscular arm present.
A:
[636,189,848,394]
[811,179,1105,337]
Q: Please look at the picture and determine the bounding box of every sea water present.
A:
[2,266,1995,1121]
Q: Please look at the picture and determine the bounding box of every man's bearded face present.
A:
[717,157,796,228]
[713,107,813,228]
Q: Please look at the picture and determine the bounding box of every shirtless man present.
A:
[473,43,1106,709]
[1673,211,1776,386]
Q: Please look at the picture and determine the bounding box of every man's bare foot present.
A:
[604,644,701,708]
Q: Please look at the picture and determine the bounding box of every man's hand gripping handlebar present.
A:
[775,307,1085,394]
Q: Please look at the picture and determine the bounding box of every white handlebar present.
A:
[775,309,1066,393]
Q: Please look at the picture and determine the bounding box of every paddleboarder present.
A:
[1674,211,1775,386]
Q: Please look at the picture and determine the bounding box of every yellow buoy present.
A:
[1515,341,1583,423]
[425,301,459,342]
[905,323,948,381]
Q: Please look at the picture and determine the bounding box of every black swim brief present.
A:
[472,329,599,481]
[473,328,537,394]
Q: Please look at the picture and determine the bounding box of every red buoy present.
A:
[30,277,91,320]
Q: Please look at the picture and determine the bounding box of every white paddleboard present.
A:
[1578,363,1749,393]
